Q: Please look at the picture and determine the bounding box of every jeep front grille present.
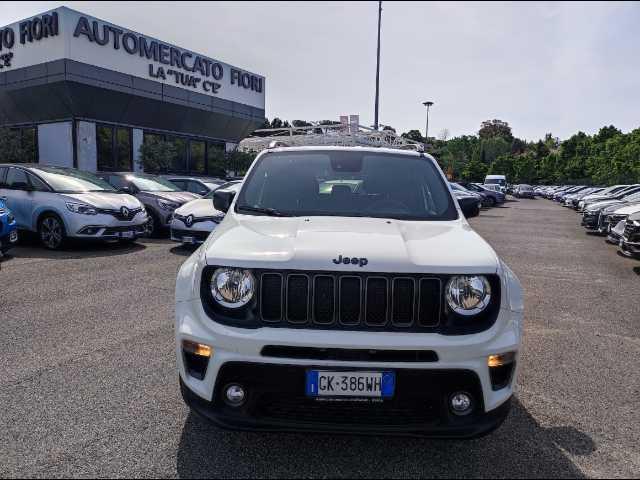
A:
[258,271,441,330]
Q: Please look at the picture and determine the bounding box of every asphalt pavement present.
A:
[1,198,638,478]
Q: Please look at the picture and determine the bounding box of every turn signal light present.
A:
[182,340,213,358]
[488,352,516,368]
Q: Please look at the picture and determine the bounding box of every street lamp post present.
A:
[374,1,382,131]
[422,101,434,143]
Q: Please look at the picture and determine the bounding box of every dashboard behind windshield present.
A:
[236,151,457,221]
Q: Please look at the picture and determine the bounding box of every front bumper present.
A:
[170,218,217,244]
[581,212,600,229]
[180,364,512,438]
[66,212,148,240]
[176,292,522,437]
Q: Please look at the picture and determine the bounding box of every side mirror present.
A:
[12,181,33,191]
[199,190,208,196]
[119,186,133,194]
[463,205,480,218]
[213,190,236,213]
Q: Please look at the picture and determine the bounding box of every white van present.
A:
[484,175,507,193]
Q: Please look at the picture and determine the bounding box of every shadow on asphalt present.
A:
[634,267,640,276]
[171,245,199,257]
[175,398,593,478]
[4,236,148,260]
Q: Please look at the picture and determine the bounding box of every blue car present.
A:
[0,199,18,254]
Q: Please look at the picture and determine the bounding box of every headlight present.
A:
[65,202,97,215]
[158,199,179,211]
[210,268,255,308]
[445,275,492,316]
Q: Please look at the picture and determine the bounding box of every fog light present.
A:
[182,340,212,381]
[488,352,516,391]
[450,392,474,416]
[182,340,212,358]
[225,384,246,406]
[488,351,516,368]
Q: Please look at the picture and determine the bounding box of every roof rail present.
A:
[267,140,290,149]
[397,143,425,152]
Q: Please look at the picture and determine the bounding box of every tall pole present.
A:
[374,1,382,130]
[423,101,434,143]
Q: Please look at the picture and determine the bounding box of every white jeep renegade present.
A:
[175,146,523,437]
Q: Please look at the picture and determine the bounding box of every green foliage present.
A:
[479,119,513,141]
[401,129,424,143]
[227,150,257,175]
[0,127,33,163]
[401,118,640,185]
[138,135,177,172]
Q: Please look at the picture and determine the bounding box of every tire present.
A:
[486,197,496,207]
[144,211,161,238]
[38,214,66,250]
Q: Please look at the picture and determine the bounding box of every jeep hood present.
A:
[204,215,499,274]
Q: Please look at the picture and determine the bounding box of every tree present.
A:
[270,118,284,129]
[438,129,450,141]
[138,135,177,172]
[382,125,396,133]
[0,127,31,163]
[401,129,424,143]
[479,119,513,141]
[292,120,312,128]
[461,156,488,182]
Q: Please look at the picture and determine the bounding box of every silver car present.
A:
[170,181,241,245]
[0,164,147,249]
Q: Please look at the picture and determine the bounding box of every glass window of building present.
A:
[116,128,132,170]
[168,136,188,172]
[189,141,205,174]
[97,125,114,171]
[207,142,226,177]
[97,125,132,171]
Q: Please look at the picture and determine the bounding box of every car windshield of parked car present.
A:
[128,174,181,192]
[236,151,457,221]
[33,167,116,193]
[485,178,506,186]
[204,182,241,198]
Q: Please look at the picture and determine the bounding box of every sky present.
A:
[2,1,639,141]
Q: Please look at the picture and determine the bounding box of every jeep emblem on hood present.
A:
[332,255,368,267]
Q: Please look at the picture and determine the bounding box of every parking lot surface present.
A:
[1,198,639,478]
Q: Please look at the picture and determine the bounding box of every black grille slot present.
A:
[286,275,309,323]
[365,277,388,325]
[313,276,335,324]
[261,273,283,322]
[392,278,415,325]
[418,278,441,327]
[339,276,362,325]
[261,346,438,362]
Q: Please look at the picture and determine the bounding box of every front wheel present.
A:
[39,214,66,250]
[486,197,496,207]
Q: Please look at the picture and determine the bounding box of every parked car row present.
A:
[539,184,640,260]
[0,163,236,251]
[449,182,506,217]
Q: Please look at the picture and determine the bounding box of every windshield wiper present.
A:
[236,205,291,217]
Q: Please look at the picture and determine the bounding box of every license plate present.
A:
[9,230,18,242]
[183,236,195,244]
[306,370,395,398]
[119,231,135,239]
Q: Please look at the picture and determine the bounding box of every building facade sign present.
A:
[0,7,265,109]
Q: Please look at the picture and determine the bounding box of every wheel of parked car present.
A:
[38,213,66,250]
[486,197,496,207]
[144,211,161,238]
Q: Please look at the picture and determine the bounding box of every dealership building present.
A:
[0,7,265,175]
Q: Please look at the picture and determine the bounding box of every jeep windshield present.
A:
[236,150,458,221]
